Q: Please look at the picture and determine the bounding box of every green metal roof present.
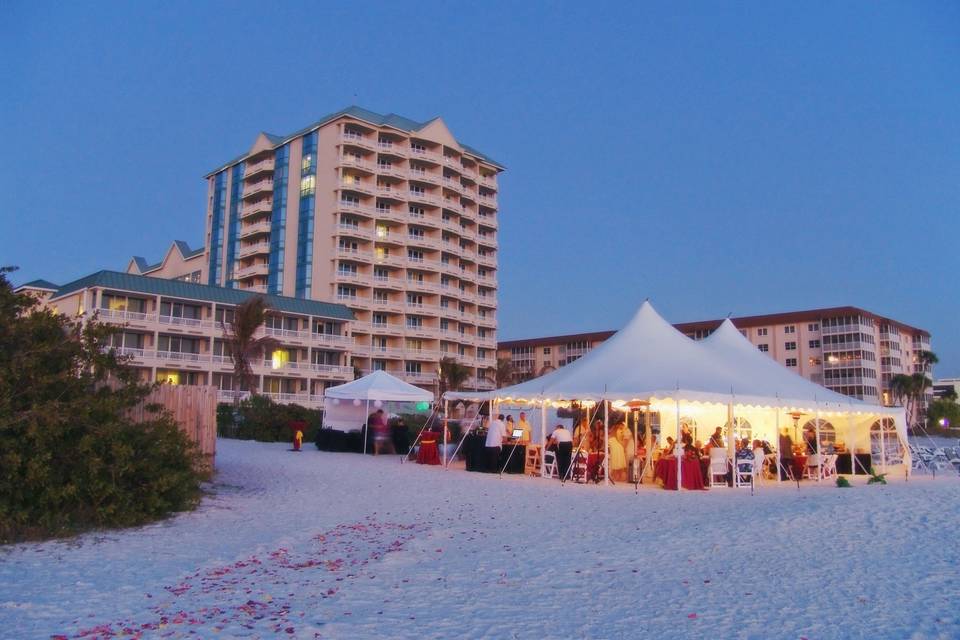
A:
[16,278,60,291]
[50,270,355,321]
[206,105,505,176]
[132,240,204,273]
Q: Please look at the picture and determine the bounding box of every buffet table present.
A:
[835,452,873,475]
[463,433,526,473]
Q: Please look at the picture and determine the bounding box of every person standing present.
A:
[709,427,724,449]
[371,409,393,455]
[779,428,794,480]
[485,413,508,472]
[517,412,532,444]
[548,424,573,480]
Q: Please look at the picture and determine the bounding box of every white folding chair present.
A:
[804,454,822,479]
[542,449,558,478]
[734,456,754,488]
[709,448,729,488]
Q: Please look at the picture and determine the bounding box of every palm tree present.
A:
[889,371,934,429]
[485,357,515,388]
[221,296,279,405]
[538,364,556,376]
[438,356,471,398]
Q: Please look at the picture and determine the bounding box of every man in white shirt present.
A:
[485,414,507,472]
[548,424,574,480]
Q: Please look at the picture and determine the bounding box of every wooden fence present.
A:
[125,384,218,469]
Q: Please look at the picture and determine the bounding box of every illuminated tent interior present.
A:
[447,301,908,483]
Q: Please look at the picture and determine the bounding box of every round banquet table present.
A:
[654,457,707,490]
[417,432,441,465]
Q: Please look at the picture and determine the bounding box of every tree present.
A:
[485,357,515,387]
[438,356,471,398]
[220,296,278,405]
[889,369,934,429]
[0,266,201,542]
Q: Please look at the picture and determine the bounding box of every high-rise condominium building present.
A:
[200,107,503,391]
[498,306,932,406]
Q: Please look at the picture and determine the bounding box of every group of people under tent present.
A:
[536,416,847,485]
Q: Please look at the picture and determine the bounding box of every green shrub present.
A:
[217,396,322,443]
[0,267,203,543]
[867,468,888,485]
[835,476,852,488]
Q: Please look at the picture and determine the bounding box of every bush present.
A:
[217,396,322,443]
[0,267,203,543]
[835,476,852,488]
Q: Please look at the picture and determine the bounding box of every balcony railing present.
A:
[340,132,375,149]
[158,315,214,329]
[238,241,271,259]
[156,350,210,363]
[340,156,374,172]
[97,308,156,323]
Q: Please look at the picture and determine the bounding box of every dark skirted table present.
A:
[835,452,873,475]
[463,434,526,473]
[654,457,707,490]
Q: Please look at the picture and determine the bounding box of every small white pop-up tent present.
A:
[486,301,908,486]
[323,371,434,454]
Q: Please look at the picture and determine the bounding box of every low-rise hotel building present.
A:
[498,306,932,406]
[18,271,355,408]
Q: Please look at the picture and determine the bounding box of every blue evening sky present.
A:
[2,2,958,374]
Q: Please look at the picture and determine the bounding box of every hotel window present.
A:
[809,339,821,348]
[785,342,797,351]
[409,227,425,239]
[372,359,386,371]
[809,357,822,366]
[407,316,422,328]
[409,205,425,217]
[336,285,356,299]
[405,361,422,374]
[373,291,388,303]
[758,344,769,352]
[376,224,389,239]
[374,267,388,280]
[785,358,798,367]
[440,318,449,330]
[808,323,820,332]
[756,328,768,337]
[784,326,796,334]
[337,263,357,277]
[543,347,551,355]
[407,249,424,261]
[372,313,387,327]
[341,194,360,205]
[214,308,235,324]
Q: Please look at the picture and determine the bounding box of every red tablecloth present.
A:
[792,455,807,480]
[417,433,441,465]
[655,457,707,490]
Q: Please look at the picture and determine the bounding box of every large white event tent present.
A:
[324,371,433,454]
[450,301,908,485]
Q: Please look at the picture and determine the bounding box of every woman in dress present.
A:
[608,422,627,482]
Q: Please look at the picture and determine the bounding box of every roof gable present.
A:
[414,118,458,147]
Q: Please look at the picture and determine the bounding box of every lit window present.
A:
[300,175,316,196]
[271,349,289,370]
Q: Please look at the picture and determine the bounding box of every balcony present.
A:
[158,314,214,330]
[263,391,316,406]
[241,198,273,218]
[478,214,498,230]
[338,200,376,218]
[441,199,463,214]
[310,363,354,377]
[408,190,441,207]
[312,332,354,349]
[371,322,404,337]
[244,157,275,178]
[406,256,441,270]
[408,148,442,164]
[373,253,406,268]
[823,356,866,369]
[370,345,405,359]
[400,372,439,385]
[821,323,865,335]
[477,275,498,288]
[479,175,497,190]
[240,221,272,239]
[97,308,158,325]
[375,185,405,200]
[340,131,375,150]
[822,340,870,352]
[238,241,271,259]
[407,234,441,250]
[405,348,439,360]
[244,284,268,294]
[338,179,374,195]
[373,275,404,289]
[441,177,463,193]
[406,279,439,293]
[236,263,269,280]
[336,247,373,262]
[377,165,407,181]
[340,156,375,173]
[478,194,497,209]
[442,156,462,172]
[377,141,406,156]
[476,234,498,248]
[477,254,496,268]
[156,350,211,364]
[261,326,308,342]
[405,301,439,313]
[336,224,374,241]
[243,180,273,199]
[476,295,498,309]
[375,208,407,223]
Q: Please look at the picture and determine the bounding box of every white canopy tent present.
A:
[323,371,434,454]
[481,301,909,485]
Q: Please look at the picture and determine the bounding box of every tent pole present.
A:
[604,395,610,487]
[775,404,782,484]
[446,401,484,467]
[645,405,652,483]
[632,408,638,486]
[443,398,449,467]
[363,398,370,455]
[878,413,887,475]
[675,396,681,491]
[727,400,735,479]
[815,405,822,482]
[540,398,548,477]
